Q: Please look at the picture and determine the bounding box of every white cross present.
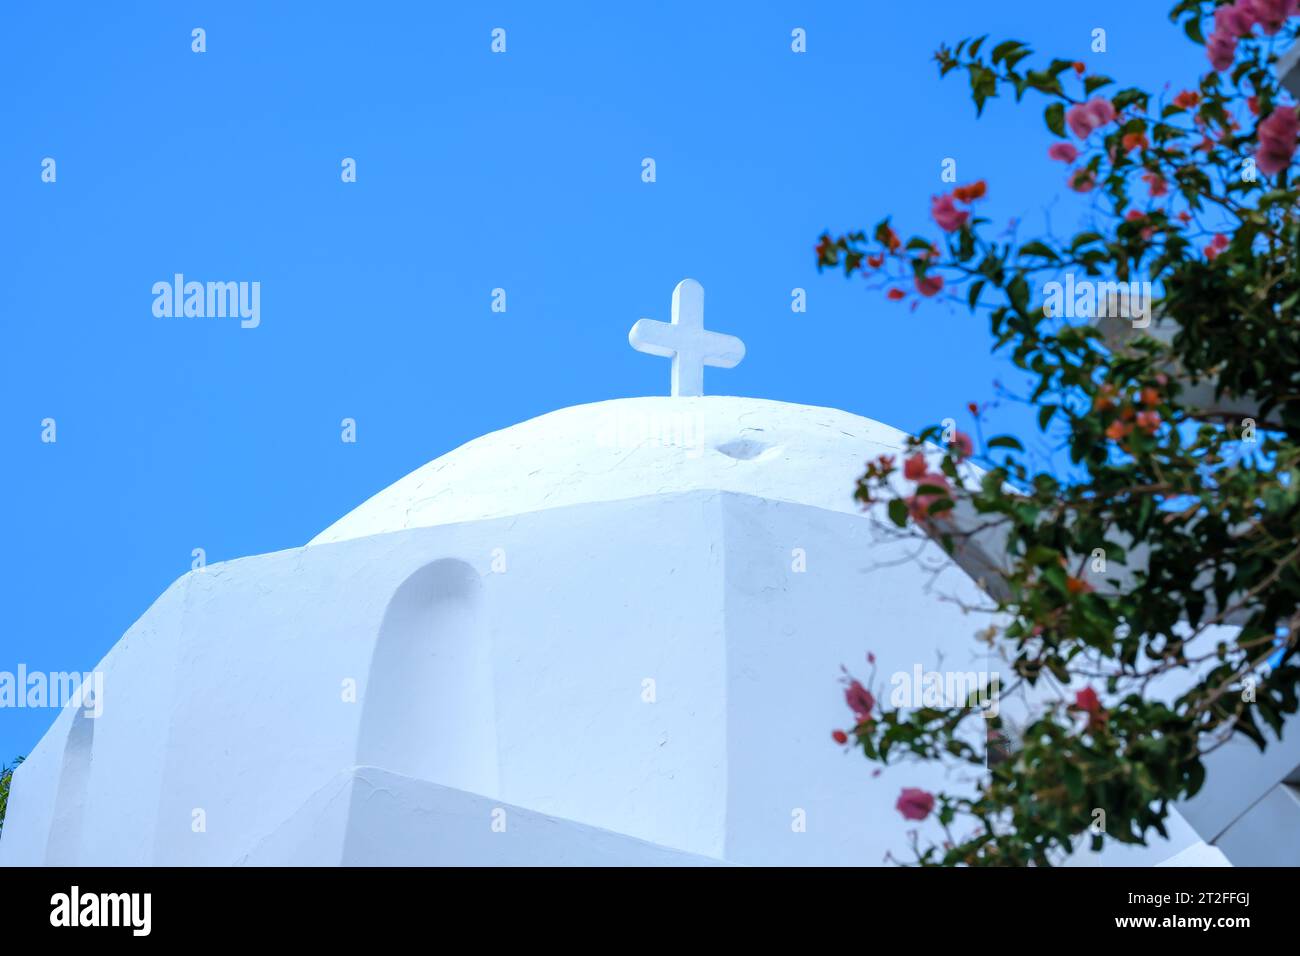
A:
[628,279,745,397]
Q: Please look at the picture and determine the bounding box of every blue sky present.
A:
[0,1,1203,759]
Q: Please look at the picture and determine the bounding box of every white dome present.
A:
[309,396,911,545]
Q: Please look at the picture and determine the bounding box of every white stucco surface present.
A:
[0,395,1243,866]
[310,397,910,545]
[239,768,728,866]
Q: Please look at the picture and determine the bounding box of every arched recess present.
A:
[356,558,498,795]
[45,709,94,864]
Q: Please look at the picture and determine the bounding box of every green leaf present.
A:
[873,218,896,246]
[1026,545,1061,565]
[988,435,1024,451]
[991,40,1025,65]
[1063,763,1084,800]
[888,498,909,528]
[970,65,998,115]
[1045,102,1065,137]
[1234,707,1267,750]
[1112,88,1146,110]
[1019,240,1058,260]
[1007,273,1030,314]
[1004,48,1032,71]
[957,227,976,262]
[1025,70,1063,96]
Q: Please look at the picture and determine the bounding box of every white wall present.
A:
[0,574,189,866]
[5,493,732,864]
[356,558,496,795]
[4,482,1232,867]
[719,494,989,865]
[487,492,730,858]
[241,768,726,866]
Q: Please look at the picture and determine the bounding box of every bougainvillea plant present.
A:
[819,0,1300,865]
[0,756,24,841]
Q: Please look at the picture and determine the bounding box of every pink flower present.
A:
[1206,30,1238,71]
[1047,142,1079,163]
[918,471,950,494]
[1215,0,1258,36]
[1250,0,1300,34]
[903,453,927,480]
[1122,131,1150,153]
[950,431,974,459]
[915,274,944,297]
[845,680,875,720]
[906,472,952,520]
[896,788,936,821]
[931,193,969,232]
[1074,686,1108,732]
[1125,209,1155,240]
[1065,97,1116,139]
[1068,167,1096,192]
[1136,409,1162,433]
[1142,171,1168,197]
[1257,106,1299,175]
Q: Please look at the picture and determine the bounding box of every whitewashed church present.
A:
[1,281,1283,866]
